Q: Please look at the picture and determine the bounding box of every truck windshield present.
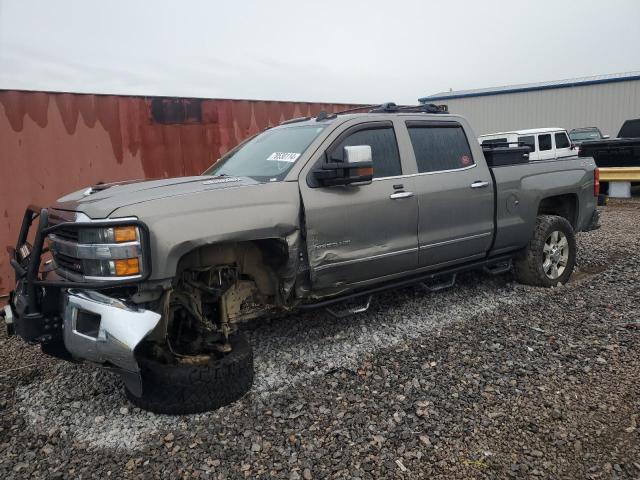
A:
[569,130,601,141]
[204,125,327,181]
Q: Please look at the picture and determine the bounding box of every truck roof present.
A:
[277,103,458,128]
[479,127,565,137]
[278,112,466,128]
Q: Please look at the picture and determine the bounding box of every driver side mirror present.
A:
[344,145,372,165]
[313,145,374,186]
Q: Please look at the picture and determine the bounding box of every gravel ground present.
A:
[1,200,639,479]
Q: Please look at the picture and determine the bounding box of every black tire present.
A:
[514,215,577,287]
[125,332,253,414]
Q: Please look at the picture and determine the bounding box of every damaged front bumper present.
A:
[6,286,161,396]
[4,205,159,396]
[63,289,161,394]
[63,290,160,373]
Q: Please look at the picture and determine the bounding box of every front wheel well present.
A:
[175,239,290,298]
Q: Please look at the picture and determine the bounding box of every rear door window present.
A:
[330,126,402,178]
[407,124,475,173]
[538,134,552,151]
[555,132,570,149]
[518,135,536,152]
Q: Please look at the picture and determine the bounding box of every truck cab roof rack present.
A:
[291,103,450,124]
[323,105,378,116]
[398,103,449,113]
[333,102,449,115]
[280,116,311,125]
[315,110,338,122]
[371,103,449,114]
[369,102,400,113]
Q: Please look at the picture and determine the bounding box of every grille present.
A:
[48,214,83,277]
[53,227,79,242]
[53,252,83,273]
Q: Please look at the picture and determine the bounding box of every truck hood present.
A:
[54,176,261,218]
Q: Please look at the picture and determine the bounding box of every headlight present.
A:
[78,226,139,244]
[49,224,145,280]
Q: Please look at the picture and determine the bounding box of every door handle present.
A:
[389,191,414,199]
[470,181,490,189]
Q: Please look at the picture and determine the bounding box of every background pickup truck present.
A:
[578,118,640,168]
[4,104,600,414]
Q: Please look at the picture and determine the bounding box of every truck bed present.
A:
[489,155,597,256]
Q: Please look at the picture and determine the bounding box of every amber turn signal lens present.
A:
[353,166,374,177]
[113,226,138,243]
[114,258,140,276]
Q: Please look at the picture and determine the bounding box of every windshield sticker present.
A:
[266,152,301,163]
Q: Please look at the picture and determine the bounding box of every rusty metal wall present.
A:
[0,90,359,296]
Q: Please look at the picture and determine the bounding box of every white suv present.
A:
[479,128,574,161]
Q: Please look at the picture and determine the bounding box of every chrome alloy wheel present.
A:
[543,230,569,280]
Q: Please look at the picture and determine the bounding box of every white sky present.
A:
[1,0,639,104]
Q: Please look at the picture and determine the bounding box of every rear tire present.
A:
[125,332,253,414]
[514,215,576,287]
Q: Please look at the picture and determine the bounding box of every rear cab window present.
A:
[406,122,475,173]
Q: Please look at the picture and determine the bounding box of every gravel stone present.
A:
[1,199,639,478]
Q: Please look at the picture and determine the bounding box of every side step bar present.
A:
[483,259,512,275]
[420,273,456,292]
[325,295,373,318]
[299,253,515,313]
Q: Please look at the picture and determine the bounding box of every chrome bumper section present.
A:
[63,289,161,394]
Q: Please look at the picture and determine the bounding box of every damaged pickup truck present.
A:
[3,104,600,414]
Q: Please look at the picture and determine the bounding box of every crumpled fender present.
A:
[112,181,302,281]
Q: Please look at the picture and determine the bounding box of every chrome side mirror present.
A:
[313,145,374,187]
[344,145,372,164]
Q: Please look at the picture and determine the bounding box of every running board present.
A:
[483,259,512,275]
[325,295,373,318]
[420,273,456,292]
[298,252,516,312]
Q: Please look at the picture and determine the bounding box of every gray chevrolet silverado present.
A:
[3,104,600,413]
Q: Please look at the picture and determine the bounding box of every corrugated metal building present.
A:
[419,71,640,137]
[0,90,359,296]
